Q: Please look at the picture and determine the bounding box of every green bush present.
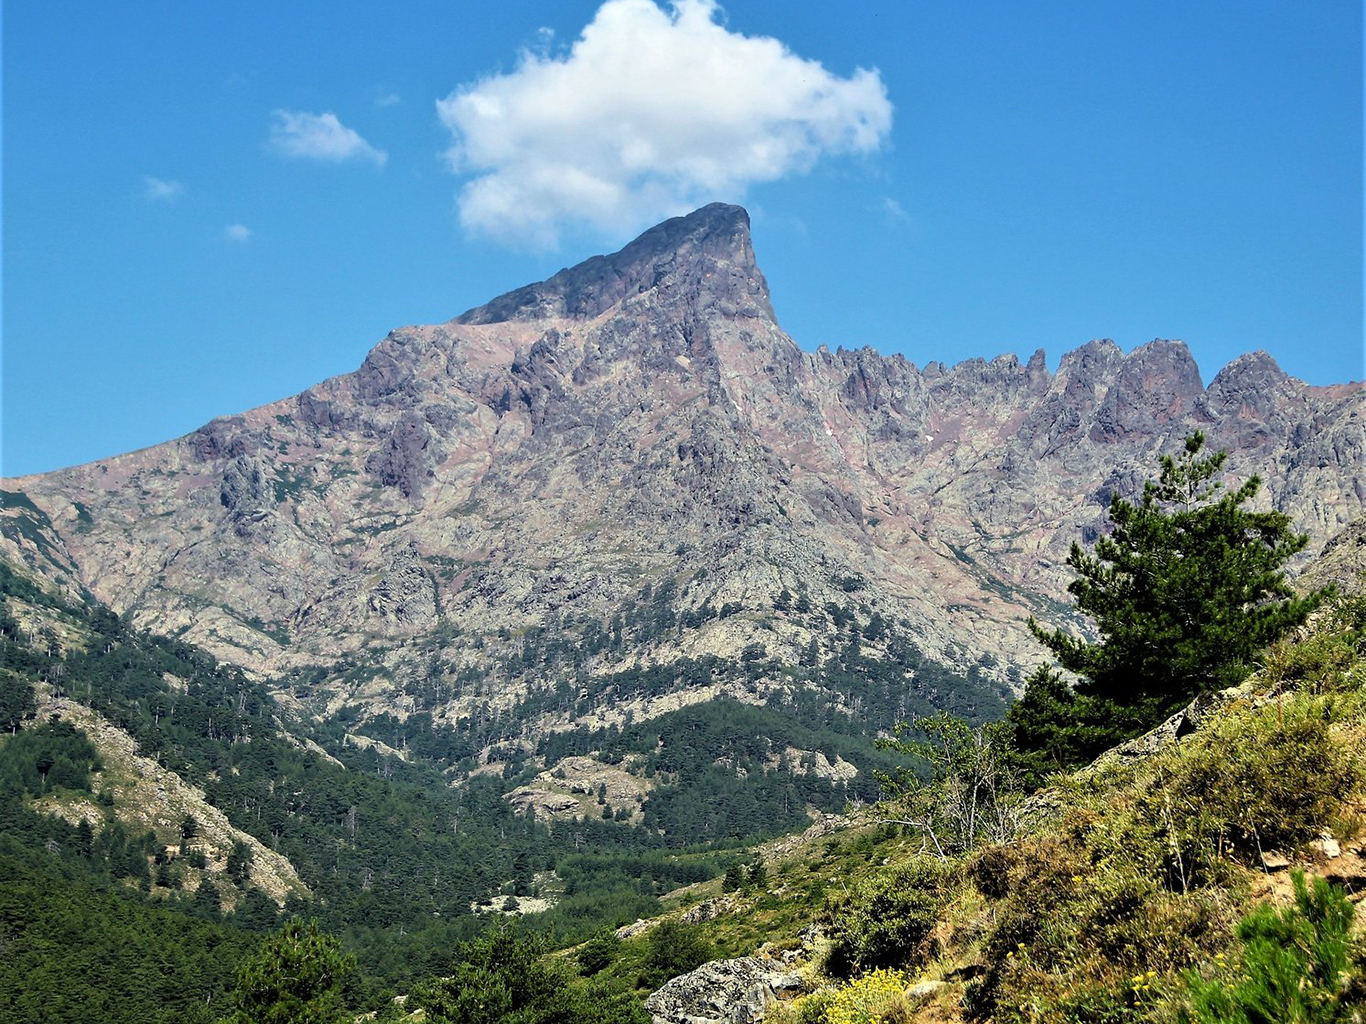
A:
[1179,872,1365,1024]
[966,846,1011,899]
[823,858,951,977]
[637,919,713,989]
[1262,594,1366,696]
[576,928,621,976]
[1151,695,1360,864]
[416,926,647,1024]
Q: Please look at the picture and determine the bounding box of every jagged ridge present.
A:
[1,206,1361,770]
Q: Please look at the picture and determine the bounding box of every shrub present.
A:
[576,928,621,976]
[1178,872,1365,1024]
[414,925,646,1024]
[638,920,713,989]
[966,846,1011,899]
[818,969,911,1024]
[1151,695,1361,864]
[824,859,950,978]
[771,987,834,1024]
[1262,594,1366,696]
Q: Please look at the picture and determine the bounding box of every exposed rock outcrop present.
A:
[1300,515,1366,597]
[644,957,803,1024]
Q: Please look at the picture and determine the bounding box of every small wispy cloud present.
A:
[375,91,401,107]
[269,110,387,165]
[223,224,252,243]
[530,26,556,57]
[142,176,185,202]
[881,196,910,223]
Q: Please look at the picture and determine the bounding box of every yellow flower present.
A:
[820,968,910,1024]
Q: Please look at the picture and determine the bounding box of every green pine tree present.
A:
[1027,432,1328,735]
[220,918,355,1024]
[721,863,746,892]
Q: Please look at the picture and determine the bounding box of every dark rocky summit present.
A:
[456,203,774,325]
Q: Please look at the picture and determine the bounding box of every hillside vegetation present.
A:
[0,560,749,1019]
[4,424,1364,1024]
[178,587,1366,1024]
[765,593,1366,1022]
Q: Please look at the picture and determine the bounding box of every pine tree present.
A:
[0,677,35,733]
[226,840,254,885]
[221,918,354,1024]
[1028,432,1327,724]
[746,859,768,890]
[193,878,222,919]
[721,863,746,892]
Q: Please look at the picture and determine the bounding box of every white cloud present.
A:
[881,196,909,222]
[142,176,185,201]
[269,110,387,165]
[437,0,892,248]
[224,223,252,243]
[375,91,402,107]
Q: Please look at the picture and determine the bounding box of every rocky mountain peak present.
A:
[2,204,1361,768]
[1208,350,1290,393]
[455,202,774,326]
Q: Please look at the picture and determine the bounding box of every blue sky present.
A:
[3,1,1361,476]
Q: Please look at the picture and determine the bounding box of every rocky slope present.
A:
[2,204,1362,753]
[1302,514,1366,597]
[31,688,308,907]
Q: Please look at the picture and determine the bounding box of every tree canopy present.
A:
[220,919,355,1024]
[1031,433,1326,710]
[1015,433,1329,768]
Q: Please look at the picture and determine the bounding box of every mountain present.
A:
[2,204,1362,767]
[3,205,1364,1024]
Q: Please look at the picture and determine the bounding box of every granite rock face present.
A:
[2,204,1362,744]
[1299,515,1366,598]
[643,956,802,1024]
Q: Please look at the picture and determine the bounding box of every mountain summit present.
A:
[457,203,774,325]
[2,206,1361,767]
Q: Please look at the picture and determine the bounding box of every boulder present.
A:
[907,980,948,1001]
[1083,683,1252,774]
[615,918,654,940]
[682,896,734,924]
[644,957,803,1024]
